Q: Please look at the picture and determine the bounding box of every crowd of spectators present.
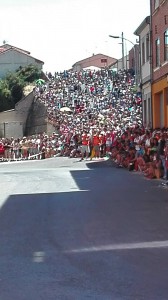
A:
[0,68,167,184]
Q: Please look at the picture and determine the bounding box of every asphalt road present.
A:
[0,157,168,300]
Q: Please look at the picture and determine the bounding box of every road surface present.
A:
[0,157,168,300]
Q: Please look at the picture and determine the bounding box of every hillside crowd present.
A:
[0,68,168,183]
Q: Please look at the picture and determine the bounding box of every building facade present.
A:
[150,0,168,128]
[128,44,141,85]
[72,53,117,72]
[134,16,152,128]
[0,44,44,78]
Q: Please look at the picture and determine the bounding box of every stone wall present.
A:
[25,99,56,136]
[25,98,47,135]
[0,90,34,138]
[0,90,57,138]
[0,121,23,138]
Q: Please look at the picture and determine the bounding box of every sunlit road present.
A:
[0,157,168,300]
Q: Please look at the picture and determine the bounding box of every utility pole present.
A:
[121,32,124,70]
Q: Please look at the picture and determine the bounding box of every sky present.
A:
[0,0,150,73]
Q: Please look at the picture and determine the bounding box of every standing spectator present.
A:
[90,131,100,160]
[79,130,90,161]
[158,133,166,179]
[0,141,5,160]
[164,140,168,185]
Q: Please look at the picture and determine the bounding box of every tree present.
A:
[0,64,42,111]
[5,73,25,104]
[0,80,14,112]
[16,64,41,83]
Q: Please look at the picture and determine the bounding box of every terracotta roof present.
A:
[0,47,44,64]
[72,53,117,67]
[0,44,30,54]
[0,47,6,53]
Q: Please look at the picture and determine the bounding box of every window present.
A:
[155,38,160,67]
[164,29,168,61]
[142,42,145,64]
[154,0,159,9]
[146,34,150,61]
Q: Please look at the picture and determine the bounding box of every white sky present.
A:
[0,0,150,73]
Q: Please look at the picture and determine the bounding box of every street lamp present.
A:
[109,32,124,70]
[109,33,137,85]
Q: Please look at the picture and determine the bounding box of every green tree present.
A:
[16,64,41,83]
[0,64,42,111]
[0,80,14,112]
[5,73,25,104]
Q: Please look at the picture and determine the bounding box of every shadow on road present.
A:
[0,160,168,299]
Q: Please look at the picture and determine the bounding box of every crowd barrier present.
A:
[0,147,48,162]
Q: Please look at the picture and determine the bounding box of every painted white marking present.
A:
[33,251,45,263]
[66,240,168,254]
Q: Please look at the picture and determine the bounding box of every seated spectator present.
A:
[144,152,162,179]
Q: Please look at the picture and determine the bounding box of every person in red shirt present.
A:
[79,131,90,161]
[0,141,5,160]
[90,131,100,160]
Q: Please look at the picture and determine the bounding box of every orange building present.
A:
[152,77,168,128]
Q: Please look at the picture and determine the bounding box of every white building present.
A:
[0,44,44,78]
[134,17,152,128]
